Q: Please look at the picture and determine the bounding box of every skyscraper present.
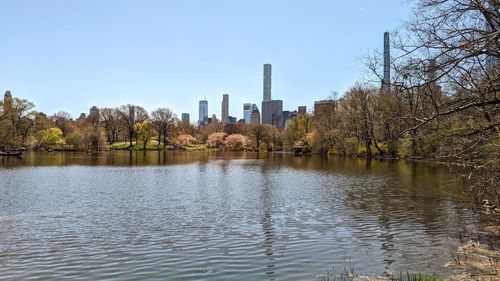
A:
[89,106,99,117]
[485,18,499,70]
[263,64,272,101]
[261,63,283,128]
[314,100,335,117]
[243,103,252,124]
[182,113,190,124]
[198,99,208,126]
[250,104,261,125]
[221,94,229,123]
[383,32,391,93]
[298,106,306,115]
[3,91,12,108]
[4,90,12,99]
[262,100,283,128]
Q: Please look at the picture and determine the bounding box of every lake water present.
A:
[0,152,485,280]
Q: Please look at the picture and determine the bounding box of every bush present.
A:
[173,134,197,147]
[207,132,227,148]
[223,134,249,150]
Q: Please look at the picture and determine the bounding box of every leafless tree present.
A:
[100,108,121,144]
[151,107,176,148]
[118,104,149,147]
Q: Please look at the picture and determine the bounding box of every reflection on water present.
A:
[0,152,483,280]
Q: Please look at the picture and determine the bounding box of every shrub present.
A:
[207,132,227,148]
[223,134,249,150]
[173,134,197,147]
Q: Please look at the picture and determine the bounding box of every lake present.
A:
[0,151,485,280]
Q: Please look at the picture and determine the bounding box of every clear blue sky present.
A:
[0,0,412,121]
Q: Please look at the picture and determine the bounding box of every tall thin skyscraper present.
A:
[383,32,391,93]
[263,64,272,101]
[198,99,208,126]
[221,94,229,123]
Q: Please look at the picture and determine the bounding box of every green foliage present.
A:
[65,130,85,150]
[134,120,154,149]
[36,127,65,149]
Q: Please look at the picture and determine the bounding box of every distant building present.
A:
[3,91,12,108]
[282,110,290,124]
[251,107,261,125]
[283,110,298,123]
[485,19,499,69]
[298,106,306,115]
[228,116,237,124]
[263,64,272,101]
[4,90,12,99]
[221,94,229,123]
[314,100,336,117]
[260,63,284,128]
[89,106,99,116]
[243,103,252,124]
[78,113,87,120]
[199,99,208,126]
[262,100,283,128]
[382,32,391,93]
[181,113,190,124]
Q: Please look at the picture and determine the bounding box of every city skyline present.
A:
[0,0,413,120]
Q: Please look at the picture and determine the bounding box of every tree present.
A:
[284,114,312,150]
[173,134,197,147]
[100,108,121,144]
[118,104,148,147]
[35,127,65,149]
[207,132,227,148]
[151,107,176,147]
[0,94,36,150]
[365,0,499,207]
[51,111,73,137]
[134,120,154,150]
[341,85,385,158]
[223,134,249,150]
[250,124,268,150]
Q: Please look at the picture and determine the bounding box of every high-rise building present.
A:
[89,106,99,116]
[382,32,391,93]
[250,104,261,125]
[314,100,336,117]
[427,59,438,81]
[4,90,12,99]
[485,19,499,70]
[262,100,283,128]
[243,103,252,124]
[261,63,284,128]
[182,113,190,124]
[221,94,229,123]
[263,64,272,101]
[198,99,208,126]
[298,106,306,115]
[3,91,12,108]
